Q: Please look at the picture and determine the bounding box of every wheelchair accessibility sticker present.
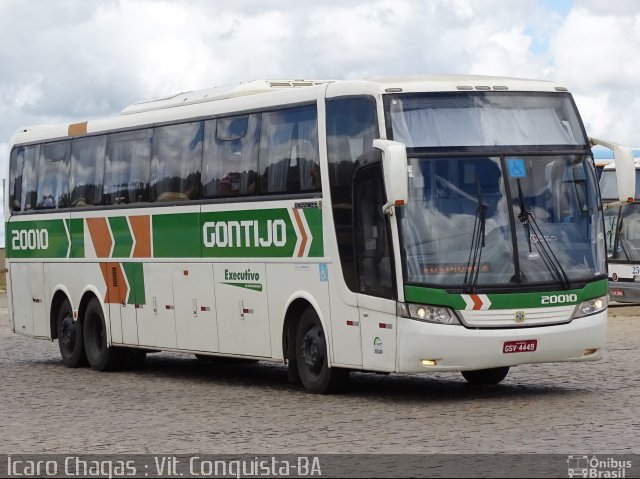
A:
[319,263,328,282]
[508,158,527,178]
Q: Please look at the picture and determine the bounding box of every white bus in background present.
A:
[5,75,635,393]
[600,158,640,302]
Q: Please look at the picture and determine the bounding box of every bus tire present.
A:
[57,298,87,368]
[461,366,510,385]
[295,307,349,394]
[83,297,126,371]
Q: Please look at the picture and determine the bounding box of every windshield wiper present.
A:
[515,179,571,289]
[464,177,487,293]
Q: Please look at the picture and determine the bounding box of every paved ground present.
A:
[0,293,638,455]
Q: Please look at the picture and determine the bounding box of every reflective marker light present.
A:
[583,348,599,356]
[421,359,438,366]
[572,295,608,319]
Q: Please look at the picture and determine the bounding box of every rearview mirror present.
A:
[373,139,408,215]
[590,137,635,203]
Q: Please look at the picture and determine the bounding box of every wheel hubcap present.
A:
[301,326,324,375]
[60,315,76,351]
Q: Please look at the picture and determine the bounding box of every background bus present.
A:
[601,159,640,302]
[5,76,635,393]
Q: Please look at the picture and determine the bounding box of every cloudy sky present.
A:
[1,0,639,226]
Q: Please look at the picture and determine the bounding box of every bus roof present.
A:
[9,75,572,147]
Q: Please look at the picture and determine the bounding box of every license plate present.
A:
[611,289,624,297]
[503,339,537,354]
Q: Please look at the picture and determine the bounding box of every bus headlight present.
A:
[572,295,608,319]
[399,303,461,325]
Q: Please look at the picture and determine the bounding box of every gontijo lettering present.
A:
[203,220,287,248]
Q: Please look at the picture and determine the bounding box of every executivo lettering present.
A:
[224,269,260,281]
[203,220,287,248]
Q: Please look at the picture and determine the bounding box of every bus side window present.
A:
[326,96,378,292]
[37,141,70,209]
[104,130,151,205]
[70,135,106,207]
[202,115,259,198]
[259,105,320,194]
[9,147,25,211]
[151,121,203,202]
[353,163,395,299]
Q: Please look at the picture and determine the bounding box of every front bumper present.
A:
[397,310,607,373]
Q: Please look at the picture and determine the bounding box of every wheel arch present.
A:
[49,286,72,339]
[281,292,333,366]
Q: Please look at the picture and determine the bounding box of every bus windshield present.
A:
[599,168,640,201]
[613,203,640,261]
[400,155,605,290]
[387,92,585,147]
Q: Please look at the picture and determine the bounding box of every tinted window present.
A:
[9,147,24,211]
[151,122,203,202]
[354,164,394,298]
[202,115,259,197]
[37,141,70,209]
[20,145,40,211]
[259,105,320,194]
[104,129,151,204]
[326,97,378,291]
[70,135,106,207]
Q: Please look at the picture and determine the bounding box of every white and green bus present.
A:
[600,158,640,302]
[5,76,635,393]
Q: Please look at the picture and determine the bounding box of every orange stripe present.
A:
[86,217,112,258]
[129,215,151,258]
[292,209,308,257]
[470,294,483,310]
[99,263,128,304]
[68,121,88,136]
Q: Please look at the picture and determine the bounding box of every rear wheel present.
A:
[57,299,87,368]
[83,297,126,371]
[295,307,349,394]
[461,366,510,385]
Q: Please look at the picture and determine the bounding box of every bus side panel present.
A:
[9,263,46,338]
[214,263,270,357]
[174,263,219,353]
[137,263,177,349]
[326,272,363,368]
[265,262,330,362]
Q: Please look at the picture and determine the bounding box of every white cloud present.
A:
[550,6,640,144]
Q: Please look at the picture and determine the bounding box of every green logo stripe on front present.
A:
[6,219,70,258]
[404,279,608,310]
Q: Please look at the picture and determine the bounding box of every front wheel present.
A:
[295,307,349,394]
[57,299,87,368]
[461,366,510,385]
[83,298,126,371]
